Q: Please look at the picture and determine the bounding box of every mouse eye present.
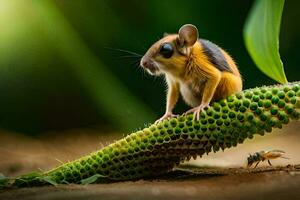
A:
[160,43,173,58]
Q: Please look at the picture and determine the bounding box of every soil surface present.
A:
[0,122,300,200]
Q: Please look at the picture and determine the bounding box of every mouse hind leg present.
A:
[213,72,242,100]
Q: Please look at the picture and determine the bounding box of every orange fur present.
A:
[141,25,243,120]
[156,38,242,107]
[214,72,242,100]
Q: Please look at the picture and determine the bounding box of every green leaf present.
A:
[80,174,106,185]
[16,172,42,180]
[0,173,9,188]
[41,176,58,186]
[0,173,7,181]
[244,0,287,84]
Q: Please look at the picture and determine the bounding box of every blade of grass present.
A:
[80,174,106,185]
[244,0,287,84]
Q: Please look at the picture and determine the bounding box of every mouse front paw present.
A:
[155,112,178,124]
[184,103,210,121]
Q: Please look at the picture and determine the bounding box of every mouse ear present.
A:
[178,24,199,47]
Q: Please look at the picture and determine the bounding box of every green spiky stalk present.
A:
[13,82,300,187]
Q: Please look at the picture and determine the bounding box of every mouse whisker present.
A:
[116,56,141,65]
[118,55,142,58]
[129,59,141,67]
[105,47,143,57]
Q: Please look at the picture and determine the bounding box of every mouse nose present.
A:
[140,57,150,68]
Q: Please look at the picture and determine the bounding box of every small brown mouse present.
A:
[140,24,242,123]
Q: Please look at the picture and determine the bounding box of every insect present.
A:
[247,150,289,168]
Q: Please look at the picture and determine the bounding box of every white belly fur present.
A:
[179,83,201,107]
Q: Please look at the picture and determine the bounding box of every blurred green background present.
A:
[0,0,299,135]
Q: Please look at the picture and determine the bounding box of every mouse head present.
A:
[140,24,199,76]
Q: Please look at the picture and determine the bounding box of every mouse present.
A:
[140,24,242,123]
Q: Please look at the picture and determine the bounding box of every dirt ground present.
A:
[0,122,300,200]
